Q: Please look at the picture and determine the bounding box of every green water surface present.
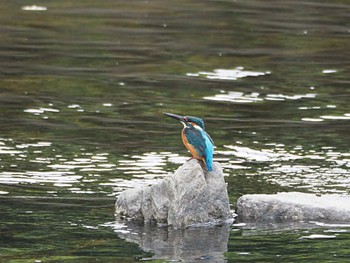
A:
[0,0,349,262]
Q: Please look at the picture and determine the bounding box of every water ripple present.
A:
[204,91,316,104]
[21,5,47,11]
[0,137,192,196]
[187,67,270,80]
[218,143,350,194]
[1,134,349,197]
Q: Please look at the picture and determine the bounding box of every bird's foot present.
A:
[186,156,194,162]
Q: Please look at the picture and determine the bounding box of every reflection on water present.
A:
[104,221,230,262]
[1,134,348,197]
[300,234,336,239]
[187,67,270,80]
[0,137,189,196]
[320,114,350,120]
[205,89,317,103]
[21,5,47,11]
[102,220,350,262]
[322,69,337,74]
[24,107,60,116]
[219,144,350,194]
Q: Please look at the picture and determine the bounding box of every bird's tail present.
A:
[204,135,214,172]
[205,156,213,172]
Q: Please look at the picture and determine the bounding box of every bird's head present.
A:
[164,112,205,130]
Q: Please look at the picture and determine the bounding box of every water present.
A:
[0,0,349,262]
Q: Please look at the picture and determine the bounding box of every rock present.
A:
[236,192,350,223]
[115,159,233,228]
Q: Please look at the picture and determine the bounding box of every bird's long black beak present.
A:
[163,112,184,121]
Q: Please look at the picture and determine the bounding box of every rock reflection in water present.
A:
[108,221,230,262]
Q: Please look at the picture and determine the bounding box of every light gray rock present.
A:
[115,159,233,228]
[237,192,350,223]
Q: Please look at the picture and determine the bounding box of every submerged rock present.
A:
[237,192,350,223]
[115,159,233,228]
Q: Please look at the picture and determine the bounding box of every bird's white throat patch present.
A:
[192,123,203,131]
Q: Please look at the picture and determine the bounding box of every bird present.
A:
[164,112,214,172]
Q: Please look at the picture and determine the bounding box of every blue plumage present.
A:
[164,112,214,172]
[183,126,206,156]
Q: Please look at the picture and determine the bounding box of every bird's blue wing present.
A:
[203,131,214,171]
[184,128,206,157]
[185,127,214,171]
[205,131,214,146]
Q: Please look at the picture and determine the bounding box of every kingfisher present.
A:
[164,112,214,172]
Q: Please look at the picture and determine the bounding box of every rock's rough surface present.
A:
[237,192,350,223]
[115,159,232,228]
